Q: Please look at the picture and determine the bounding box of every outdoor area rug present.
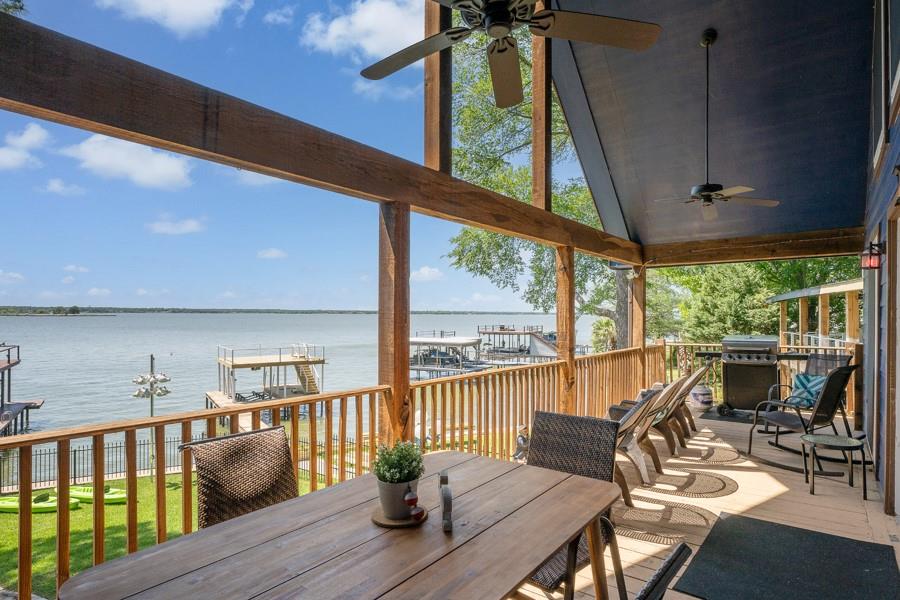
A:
[673,513,900,599]
[698,407,753,424]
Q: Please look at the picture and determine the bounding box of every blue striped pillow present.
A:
[787,373,826,409]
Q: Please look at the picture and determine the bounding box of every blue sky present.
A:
[0,0,584,311]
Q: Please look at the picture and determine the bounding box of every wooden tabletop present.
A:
[59,451,620,600]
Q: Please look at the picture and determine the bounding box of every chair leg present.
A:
[599,516,629,600]
[620,440,651,485]
[673,406,692,439]
[639,435,663,472]
[682,404,698,432]
[654,422,678,456]
[563,536,579,600]
[614,465,634,507]
[669,417,688,448]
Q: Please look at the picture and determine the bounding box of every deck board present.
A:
[517,408,900,599]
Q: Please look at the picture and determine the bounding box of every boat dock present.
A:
[0,344,43,436]
[207,344,326,431]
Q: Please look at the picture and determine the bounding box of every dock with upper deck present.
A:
[0,344,43,436]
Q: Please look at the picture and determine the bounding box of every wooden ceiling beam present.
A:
[0,15,642,265]
[643,227,865,267]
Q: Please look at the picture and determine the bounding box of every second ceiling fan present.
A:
[360,0,662,108]
[655,28,781,222]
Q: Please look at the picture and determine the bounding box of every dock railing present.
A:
[0,344,662,598]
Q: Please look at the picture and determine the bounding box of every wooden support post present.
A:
[779,301,788,347]
[424,0,451,174]
[531,0,552,212]
[556,246,576,414]
[845,291,860,342]
[378,202,411,443]
[798,297,809,345]
[818,293,830,338]
[630,269,647,386]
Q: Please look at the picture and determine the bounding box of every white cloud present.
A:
[301,0,423,63]
[87,287,111,297]
[352,79,421,101]
[136,288,169,297]
[95,0,253,37]
[257,247,288,259]
[410,265,443,282]
[0,270,24,284]
[63,265,90,273]
[263,5,294,25]
[62,135,192,190]
[61,276,76,285]
[147,216,206,235]
[0,123,49,170]
[42,178,86,196]
[235,169,281,186]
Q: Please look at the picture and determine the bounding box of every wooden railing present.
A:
[0,386,389,599]
[2,345,662,598]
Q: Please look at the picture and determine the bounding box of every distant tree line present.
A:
[1,1,25,15]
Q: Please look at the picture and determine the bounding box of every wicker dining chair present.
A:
[524,411,628,600]
[181,427,298,528]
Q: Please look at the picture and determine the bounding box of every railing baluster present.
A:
[181,421,193,534]
[290,404,300,477]
[154,425,167,543]
[325,399,333,487]
[206,417,216,439]
[57,439,70,590]
[355,395,363,476]
[430,385,438,452]
[368,393,376,468]
[251,410,261,431]
[449,381,457,451]
[272,405,281,427]
[418,388,427,451]
[92,434,104,564]
[18,445,32,599]
[440,382,448,450]
[229,411,240,434]
[309,401,319,491]
[338,397,348,482]
[125,429,138,553]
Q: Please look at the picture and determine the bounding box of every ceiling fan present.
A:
[656,28,780,222]
[360,0,661,108]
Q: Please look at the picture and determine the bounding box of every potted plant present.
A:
[373,441,425,519]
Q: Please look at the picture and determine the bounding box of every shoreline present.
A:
[0,308,550,316]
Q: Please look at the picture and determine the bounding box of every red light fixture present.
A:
[861,242,885,270]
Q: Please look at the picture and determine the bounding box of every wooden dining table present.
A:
[59,451,621,600]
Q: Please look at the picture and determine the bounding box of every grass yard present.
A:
[0,473,313,599]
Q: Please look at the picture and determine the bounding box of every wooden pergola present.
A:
[767,279,864,345]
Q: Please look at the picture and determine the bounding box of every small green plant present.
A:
[373,441,424,484]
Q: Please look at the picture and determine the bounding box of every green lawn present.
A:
[0,473,313,599]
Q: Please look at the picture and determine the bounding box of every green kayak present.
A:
[0,493,81,514]
[69,485,127,505]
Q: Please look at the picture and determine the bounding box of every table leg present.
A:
[585,517,609,600]
[563,537,578,600]
[809,447,816,495]
[801,443,809,484]
[861,447,868,501]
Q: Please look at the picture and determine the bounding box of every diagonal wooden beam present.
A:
[643,227,865,267]
[0,15,641,265]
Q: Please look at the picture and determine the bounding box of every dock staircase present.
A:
[294,364,321,394]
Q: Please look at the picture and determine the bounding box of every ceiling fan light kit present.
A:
[360,0,661,109]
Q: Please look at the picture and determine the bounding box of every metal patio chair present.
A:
[635,542,692,600]
[523,411,628,600]
[181,427,298,528]
[746,364,858,474]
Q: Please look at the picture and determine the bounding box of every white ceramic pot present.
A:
[377,478,418,520]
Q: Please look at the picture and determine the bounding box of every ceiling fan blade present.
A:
[487,37,524,108]
[701,203,718,221]
[361,27,473,80]
[729,196,780,207]
[653,196,694,204]
[529,9,661,51]
[718,186,754,197]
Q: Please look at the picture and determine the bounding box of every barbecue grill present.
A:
[720,335,780,415]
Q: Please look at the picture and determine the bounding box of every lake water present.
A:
[1,312,597,434]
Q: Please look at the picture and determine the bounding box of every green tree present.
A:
[0,1,25,15]
[646,271,686,339]
[447,30,631,344]
[679,263,779,341]
[591,317,616,352]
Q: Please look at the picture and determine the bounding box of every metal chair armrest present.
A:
[768,383,793,402]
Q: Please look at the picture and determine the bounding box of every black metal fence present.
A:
[0,434,370,492]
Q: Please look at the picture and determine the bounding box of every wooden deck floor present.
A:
[516,408,900,599]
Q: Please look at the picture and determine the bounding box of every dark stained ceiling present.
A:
[550,0,873,244]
